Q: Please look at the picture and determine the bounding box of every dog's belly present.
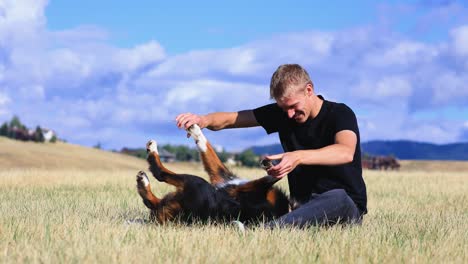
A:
[214,178,249,189]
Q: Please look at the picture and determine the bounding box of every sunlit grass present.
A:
[0,164,467,263]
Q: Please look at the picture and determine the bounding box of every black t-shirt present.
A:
[253,95,367,215]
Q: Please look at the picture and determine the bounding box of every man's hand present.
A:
[265,151,302,179]
[175,113,207,138]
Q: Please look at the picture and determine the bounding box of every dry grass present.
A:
[399,159,468,172]
[0,137,467,263]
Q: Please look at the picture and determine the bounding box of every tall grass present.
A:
[0,165,467,263]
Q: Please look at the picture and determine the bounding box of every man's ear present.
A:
[305,83,313,96]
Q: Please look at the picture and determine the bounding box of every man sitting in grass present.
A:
[176,64,367,227]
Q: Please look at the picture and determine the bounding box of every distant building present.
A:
[26,127,56,142]
[225,155,240,166]
[41,128,56,142]
[159,149,176,162]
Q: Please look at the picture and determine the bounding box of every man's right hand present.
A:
[176,113,207,130]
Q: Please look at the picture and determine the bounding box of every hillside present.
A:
[0,136,146,170]
[361,140,468,160]
[249,144,283,155]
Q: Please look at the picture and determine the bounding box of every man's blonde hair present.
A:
[270,64,313,100]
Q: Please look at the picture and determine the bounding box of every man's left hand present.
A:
[265,151,301,179]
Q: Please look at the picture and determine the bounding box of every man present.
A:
[176,64,367,227]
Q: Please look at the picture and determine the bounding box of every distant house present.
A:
[1,116,57,143]
[159,149,176,162]
[26,127,56,142]
[225,155,240,166]
[41,128,56,142]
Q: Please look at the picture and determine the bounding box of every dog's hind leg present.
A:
[187,124,235,185]
[136,171,160,210]
[136,172,182,223]
[146,140,185,190]
[229,175,290,216]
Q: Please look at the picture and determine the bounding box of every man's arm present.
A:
[266,130,357,178]
[176,110,259,131]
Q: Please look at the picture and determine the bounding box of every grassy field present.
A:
[0,137,467,263]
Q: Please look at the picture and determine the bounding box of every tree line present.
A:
[0,116,57,143]
[120,144,261,167]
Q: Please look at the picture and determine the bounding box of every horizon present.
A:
[1,0,468,151]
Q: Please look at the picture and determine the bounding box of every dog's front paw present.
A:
[187,124,202,141]
[187,124,207,152]
[260,158,281,170]
[146,140,158,154]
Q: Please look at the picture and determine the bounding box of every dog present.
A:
[135,124,290,225]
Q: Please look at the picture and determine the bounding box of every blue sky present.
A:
[1,0,468,151]
[45,1,378,52]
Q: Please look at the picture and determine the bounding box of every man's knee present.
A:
[321,189,349,202]
[321,189,358,213]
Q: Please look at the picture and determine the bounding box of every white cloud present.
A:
[147,31,334,80]
[403,122,461,144]
[0,0,46,50]
[1,0,468,150]
[164,79,270,113]
[364,41,438,67]
[49,25,110,46]
[0,0,46,23]
[19,84,45,100]
[113,41,165,72]
[352,76,413,103]
[0,91,10,105]
[147,48,262,79]
[450,25,468,56]
[432,72,468,104]
[0,88,10,118]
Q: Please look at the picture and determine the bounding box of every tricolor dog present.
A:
[136,124,290,225]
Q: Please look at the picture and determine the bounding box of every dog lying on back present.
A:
[135,124,290,225]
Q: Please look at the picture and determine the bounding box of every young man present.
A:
[176,64,367,227]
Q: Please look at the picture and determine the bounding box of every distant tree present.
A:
[162,144,199,162]
[34,126,45,143]
[216,150,229,163]
[176,146,197,161]
[237,149,259,167]
[131,149,147,159]
[9,115,26,130]
[94,142,102,149]
[0,122,8,136]
[50,135,58,143]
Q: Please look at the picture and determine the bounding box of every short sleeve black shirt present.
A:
[253,96,367,214]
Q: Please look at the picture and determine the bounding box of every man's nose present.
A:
[287,109,295,118]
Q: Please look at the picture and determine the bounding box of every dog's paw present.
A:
[259,158,281,170]
[146,140,158,154]
[187,124,208,152]
[187,124,203,141]
[136,171,150,189]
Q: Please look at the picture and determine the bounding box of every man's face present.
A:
[276,89,311,123]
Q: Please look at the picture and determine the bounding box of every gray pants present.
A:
[267,189,362,228]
